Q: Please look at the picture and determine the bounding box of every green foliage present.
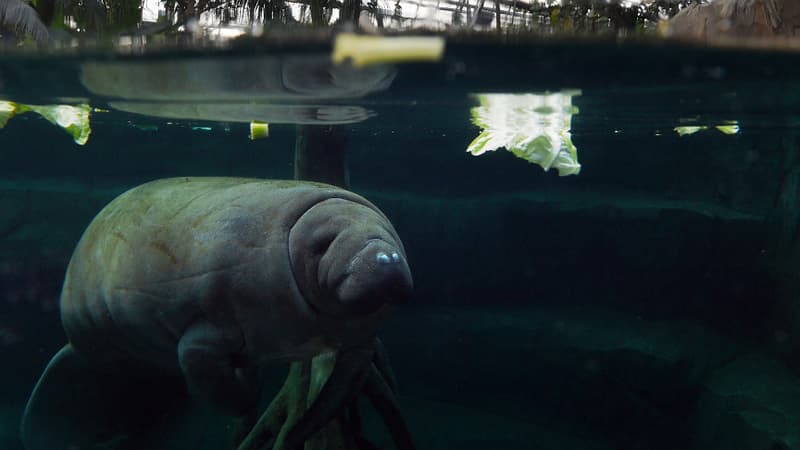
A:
[506,0,706,35]
[55,0,142,34]
[0,0,709,41]
[0,0,49,42]
[161,0,291,28]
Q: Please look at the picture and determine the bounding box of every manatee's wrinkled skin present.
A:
[20,177,412,450]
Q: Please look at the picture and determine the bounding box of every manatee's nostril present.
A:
[391,252,400,262]
[376,252,391,264]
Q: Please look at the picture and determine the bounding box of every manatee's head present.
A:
[289,197,412,317]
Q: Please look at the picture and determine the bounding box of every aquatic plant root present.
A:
[236,338,415,450]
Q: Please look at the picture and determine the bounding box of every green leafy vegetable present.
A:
[0,101,92,145]
[674,121,739,137]
[0,101,17,128]
[674,125,708,136]
[468,91,581,176]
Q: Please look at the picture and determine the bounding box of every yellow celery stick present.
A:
[249,121,269,140]
[332,33,445,67]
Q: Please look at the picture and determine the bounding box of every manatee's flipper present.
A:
[21,344,187,450]
[178,320,258,417]
[281,345,373,449]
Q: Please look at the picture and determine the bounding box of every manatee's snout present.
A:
[335,239,413,314]
[289,197,413,317]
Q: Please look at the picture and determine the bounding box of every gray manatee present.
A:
[20,177,413,450]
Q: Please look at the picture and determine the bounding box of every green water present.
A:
[2,37,800,449]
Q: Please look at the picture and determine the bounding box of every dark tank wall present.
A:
[0,102,797,449]
[350,99,783,336]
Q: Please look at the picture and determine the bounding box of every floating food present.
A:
[332,33,446,67]
[0,100,91,145]
[249,121,269,140]
[675,121,740,136]
[467,91,582,176]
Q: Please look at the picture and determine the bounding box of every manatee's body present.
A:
[21,177,412,450]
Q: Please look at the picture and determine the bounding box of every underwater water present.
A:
[2,36,800,450]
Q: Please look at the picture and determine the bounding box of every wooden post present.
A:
[294,125,350,189]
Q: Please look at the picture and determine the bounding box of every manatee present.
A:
[20,177,413,450]
[79,55,395,126]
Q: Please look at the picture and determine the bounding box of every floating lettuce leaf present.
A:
[468,91,581,176]
[0,101,92,145]
[715,122,740,135]
[24,104,92,145]
[674,125,708,136]
[0,101,17,128]
[674,120,739,137]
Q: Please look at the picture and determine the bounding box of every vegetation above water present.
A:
[0,0,703,45]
